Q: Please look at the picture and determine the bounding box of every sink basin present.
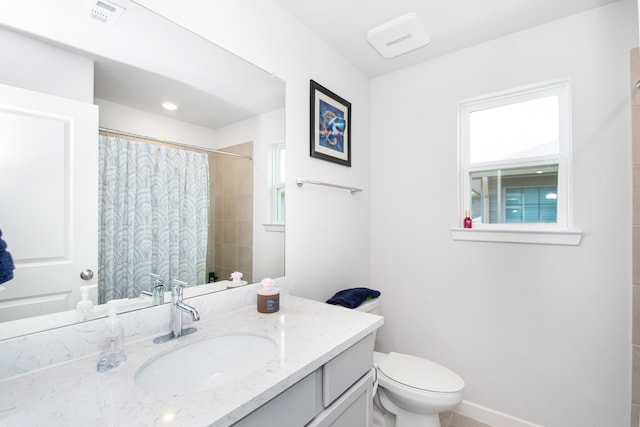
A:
[134,332,277,395]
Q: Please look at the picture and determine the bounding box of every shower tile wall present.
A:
[211,142,253,284]
[631,47,640,427]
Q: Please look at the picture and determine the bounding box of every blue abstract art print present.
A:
[310,80,351,166]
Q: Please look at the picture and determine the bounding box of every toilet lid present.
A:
[377,352,464,393]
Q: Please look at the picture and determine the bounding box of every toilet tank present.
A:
[354,297,382,315]
[354,297,382,345]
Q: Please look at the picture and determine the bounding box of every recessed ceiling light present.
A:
[162,102,178,111]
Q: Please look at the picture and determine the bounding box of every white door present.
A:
[0,83,98,322]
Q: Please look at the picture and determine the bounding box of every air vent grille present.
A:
[367,13,430,59]
[87,0,125,25]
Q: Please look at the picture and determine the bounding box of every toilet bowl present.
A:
[354,298,464,427]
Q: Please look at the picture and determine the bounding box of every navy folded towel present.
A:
[0,229,15,285]
[326,287,380,309]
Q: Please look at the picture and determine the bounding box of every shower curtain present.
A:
[98,134,209,303]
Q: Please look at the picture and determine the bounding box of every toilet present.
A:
[354,297,465,427]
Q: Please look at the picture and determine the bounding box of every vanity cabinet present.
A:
[235,333,375,427]
[307,371,373,427]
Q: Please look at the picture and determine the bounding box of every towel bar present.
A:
[296,178,363,194]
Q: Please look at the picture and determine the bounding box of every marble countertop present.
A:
[0,296,383,427]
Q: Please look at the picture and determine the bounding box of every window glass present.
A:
[469,165,558,224]
[505,186,557,223]
[269,142,285,225]
[469,96,559,164]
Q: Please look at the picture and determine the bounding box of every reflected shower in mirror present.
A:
[98,131,255,303]
[0,0,285,340]
[99,133,210,303]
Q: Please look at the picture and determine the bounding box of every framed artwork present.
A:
[310,80,351,167]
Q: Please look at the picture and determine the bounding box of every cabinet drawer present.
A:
[234,369,322,426]
[307,370,373,427]
[322,333,374,407]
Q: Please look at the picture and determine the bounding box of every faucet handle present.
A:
[171,279,189,298]
[172,279,188,289]
[151,274,165,289]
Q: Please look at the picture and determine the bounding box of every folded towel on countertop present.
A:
[0,229,15,285]
[326,287,380,309]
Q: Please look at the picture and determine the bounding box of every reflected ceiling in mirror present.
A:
[0,0,285,340]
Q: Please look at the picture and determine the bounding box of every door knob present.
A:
[80,269,94,280]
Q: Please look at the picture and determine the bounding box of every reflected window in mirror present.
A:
[268,142,286,228]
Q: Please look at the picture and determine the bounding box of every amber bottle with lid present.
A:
[257,278,279,313]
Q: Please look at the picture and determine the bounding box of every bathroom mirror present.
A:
[0,0,285,339]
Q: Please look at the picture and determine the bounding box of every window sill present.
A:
[263,223,285,233]
[450,227,582,246]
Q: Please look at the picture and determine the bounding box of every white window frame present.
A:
[452,80,582,245]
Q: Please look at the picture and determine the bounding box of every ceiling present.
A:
[90,0,286,130]
[273,0,620,77]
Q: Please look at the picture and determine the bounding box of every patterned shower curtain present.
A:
[98,134,209,303]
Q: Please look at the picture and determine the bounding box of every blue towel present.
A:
[0,229,15,285]
[326,287,380,309]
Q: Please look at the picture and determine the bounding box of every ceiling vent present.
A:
[86,0,125,25]
[367,13,430,59]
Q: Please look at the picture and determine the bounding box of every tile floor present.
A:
[440,411,493,427]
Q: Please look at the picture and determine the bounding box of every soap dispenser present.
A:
[76,285,94,321]
[96,300,127,372]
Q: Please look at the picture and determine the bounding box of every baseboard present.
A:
[453,400,543,427]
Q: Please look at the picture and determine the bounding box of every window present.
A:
[456,81,580,244]
[266,142,285,230]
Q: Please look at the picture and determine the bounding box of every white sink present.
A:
[134,332,277,395]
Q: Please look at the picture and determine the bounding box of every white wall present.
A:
[370,2,636,426]
[97,98,220,147]
[0,27,93,102]
[136,0,372,302]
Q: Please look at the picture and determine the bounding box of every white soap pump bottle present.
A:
[96,299,127,372]
[76,285,94,321]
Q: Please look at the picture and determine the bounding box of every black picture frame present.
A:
[310,80,351,167]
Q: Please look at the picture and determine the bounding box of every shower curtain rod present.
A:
[99,127,253,160]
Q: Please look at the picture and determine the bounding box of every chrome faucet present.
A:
[170,280,200,336]
[140,274,165,306]
[153,279,200,344]
[150,274,165,305]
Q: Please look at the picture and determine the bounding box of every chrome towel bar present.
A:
[296,178,363,195]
